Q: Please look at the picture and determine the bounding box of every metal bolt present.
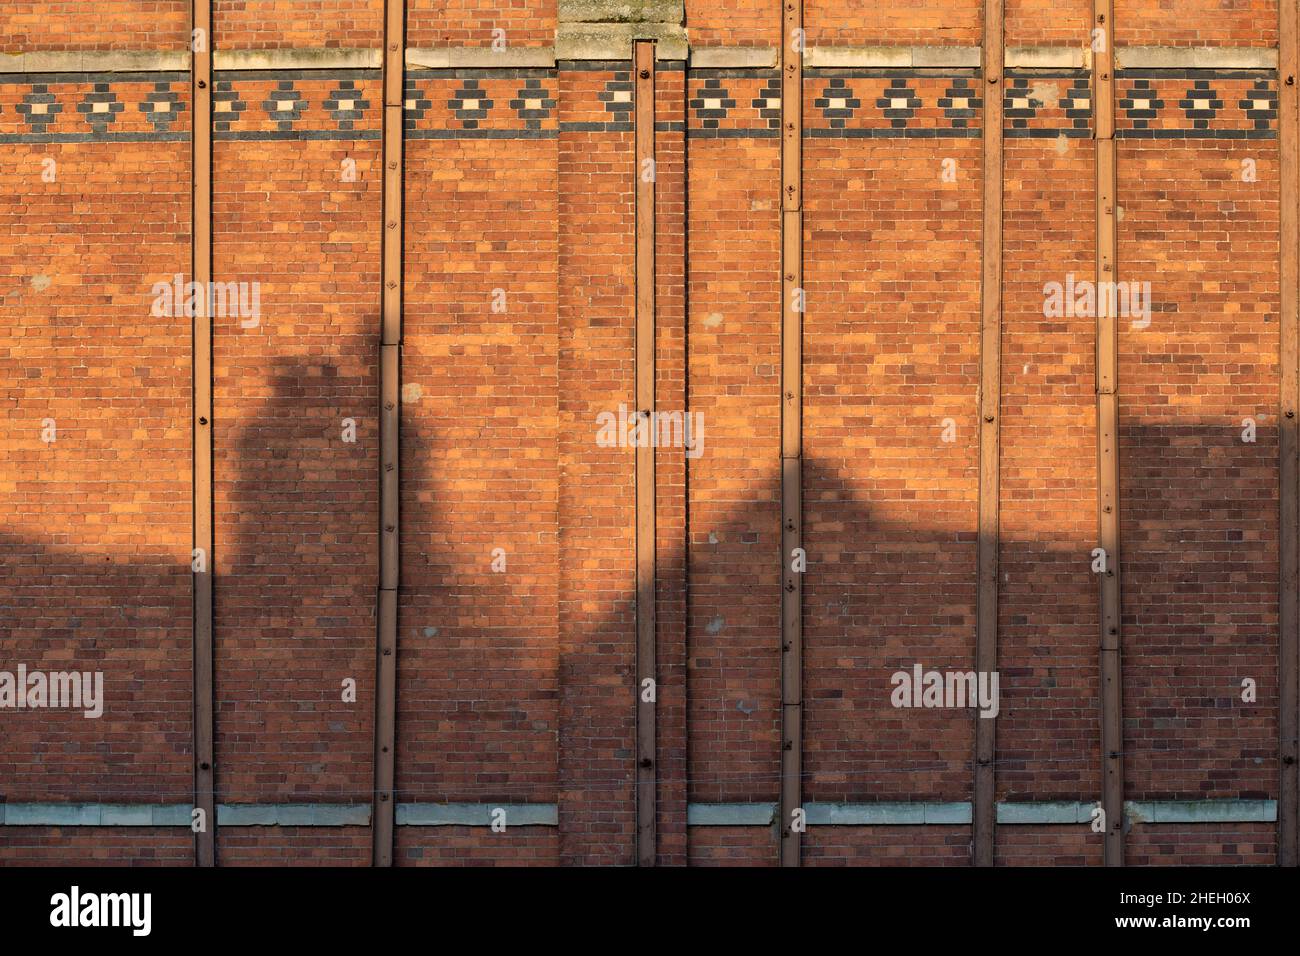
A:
[639,69,650,79]
[199,416,208,426]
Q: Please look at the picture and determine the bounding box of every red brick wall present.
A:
[212,1,382,48]
[212,92,380,805]
[998,102,1100,805]
[556,64,636,865]
[0,2,189,50]
[0,90,192,804]
[804,826,973,865]
[408,0,556,48]
[1,2,1293,869]
[686,72,782,808]
[802,75,981,804]
[0,828,193,865]
[1118,113,1278,805]
[395,825,558,865]
[218,825,369,864]
[399,74,560,809]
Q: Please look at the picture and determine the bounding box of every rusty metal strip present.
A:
[190,0,216,869]
[374,0,404,868]
[634,38,657,867]
[1092,0,1124,867]
[973,0,1003,869]
[779,0,803,869]
[1280,0,1299,870]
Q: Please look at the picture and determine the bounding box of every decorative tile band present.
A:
[0,68,1276,143]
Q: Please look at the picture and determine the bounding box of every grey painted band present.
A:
[0,800,1276,827]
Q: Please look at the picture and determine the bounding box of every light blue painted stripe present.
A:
[998,801,1095,825]
[1126,800,1276,824]
[395,803,558,826]
[0,800,1278,827]
[0,803,371,827]
[805,802,972,825]
[215,804,373,826]
[686,802,775,826]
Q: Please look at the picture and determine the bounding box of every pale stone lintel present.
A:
[1117,45,1277,70]
[691,46,778,69]
[2,45,1280,75]
[217,803,372,826]
[395,803,559,826]
[998,801,1095,824]
[1007,46,1084,69]
[686,802,775,826]
[559,0,683,23]
[1125,799,1277,824]
[686,800,1279,826]
[0,803,190,826]
[804,46,981,69]
[806,802,972,825]
[0,800,1280,827]
[0,50,190,73]
[555,22,688,61]
[406,47,558,70]
[213,48,381,71]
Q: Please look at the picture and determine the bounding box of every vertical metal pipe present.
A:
[779,0,804,868]
[634,38,658,867]
[191,0,216,870]
[1279,0,1299,870]
[1092,0,1124,868]
[374,0,405,868]
[974,0,1004,869]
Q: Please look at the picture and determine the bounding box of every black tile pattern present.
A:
[1178,80,1222,131]
[403,81,433,127]
[138,82,184,132]
[753,77,781,130]
[1238,79,1277,131]
[599,72,634,120]
[1061,76,1092,131]
[690,78,736,129]
[509,79,555,130]
[1119,80,1163,130]
[17,84,62,133]
[937,78,978,129]
[262,81,306,132]
[816,78,859,129]
[1004,78,1041,129]
[213,79,246,133]
[76,84,123,133]
[876,79,920,129]
[448,79,493,128]
[323,80,369,132]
